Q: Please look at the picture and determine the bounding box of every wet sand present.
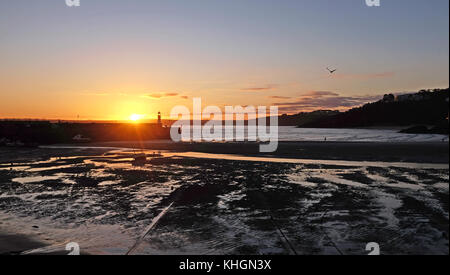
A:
[0,144,448,255]
[0,233,46,255]
[88,140,449,164]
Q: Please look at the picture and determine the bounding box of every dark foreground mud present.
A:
[0,147,448,255]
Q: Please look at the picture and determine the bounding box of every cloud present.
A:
[274,91,382,113]
[146,94,163,99]
[145,92,180,99]
[144,92,190,100]
[241,84,277,92]
[165,93,179,97]
[299,91,340,98]
[268,96,292,99]
[268,91,340,102]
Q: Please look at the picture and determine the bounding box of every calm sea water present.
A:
[184,126,449,142]
[277,127,449,142]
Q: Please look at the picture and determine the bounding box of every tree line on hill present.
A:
[290,88,449,134]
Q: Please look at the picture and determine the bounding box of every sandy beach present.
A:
[89,140,449,163]
[0,141,448,255]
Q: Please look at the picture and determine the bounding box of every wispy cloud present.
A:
[268,91,340,101]
[165,93,179,97]
[144,92,190,100]
[241,84,277,92]
[274,90,382,113]
[145,92,179,99]
[299,91,340,98]
[268,96,292,99]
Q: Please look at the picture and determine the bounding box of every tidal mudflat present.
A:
[0,146,448,255]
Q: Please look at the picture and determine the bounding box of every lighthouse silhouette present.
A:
[157,112,162,126]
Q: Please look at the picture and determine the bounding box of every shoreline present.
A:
[56,140,450,164]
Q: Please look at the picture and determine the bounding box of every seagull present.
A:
[327,67,337,74]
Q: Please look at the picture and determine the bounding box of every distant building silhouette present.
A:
[383,94,395,103]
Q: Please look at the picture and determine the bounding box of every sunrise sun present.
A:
[129,114,144,122]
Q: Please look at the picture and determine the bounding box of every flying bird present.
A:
[327,67,337,74]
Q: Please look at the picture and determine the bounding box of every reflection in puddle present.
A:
[171,152,449,170]
[287,173,318,187]
[98,180,122,186]
[0,165,31,171]
[12,176,61,184]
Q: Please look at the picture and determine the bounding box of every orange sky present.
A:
[0,1,448,121]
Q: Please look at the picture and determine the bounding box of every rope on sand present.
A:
[255,191,298,255]
[319,207,344,255]
[126,202,174,255]
[269,214,298,255]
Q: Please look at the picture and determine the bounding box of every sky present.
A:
[0,0,448,120]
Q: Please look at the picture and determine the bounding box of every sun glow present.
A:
[129,114,145,122]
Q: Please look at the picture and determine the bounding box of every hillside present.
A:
[278,110,340,126]
[298,88,449,134]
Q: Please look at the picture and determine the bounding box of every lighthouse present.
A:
[157,112,162,126]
